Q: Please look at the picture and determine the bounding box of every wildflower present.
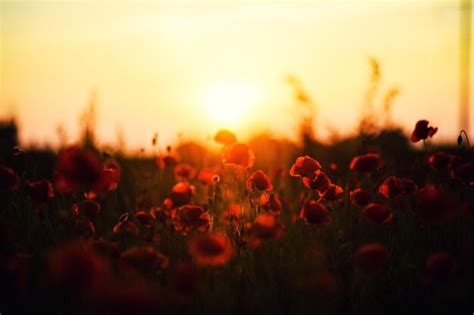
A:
[410,120,437,143]
[362,203,393,224]
[169,182,195,207]
[214,129,237,145]
[300,200,332,227]
[134,211,155,228]
[319,184,343,201]
[171,205,210,235]
[350,153,381,173]
[188,233,233,266]
[175,163,196,181]
[99,159,121,191]
[221,143,255,168]
[353,243,389,274]
[113,213,139,237]
[351,188,372,207]
[55,146,103,193]
[198,167,219,185]
[403,178,418,194]
[247,170,273,192]
[379,176,404,199]
[290,156,321,179]
[151,198,174,222]
[302,170,331,192]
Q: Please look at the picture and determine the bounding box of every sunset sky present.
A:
[1,0,473,150]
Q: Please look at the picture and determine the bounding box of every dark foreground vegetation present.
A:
[1,117,474,315]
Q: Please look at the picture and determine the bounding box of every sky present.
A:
[1,0,473,151]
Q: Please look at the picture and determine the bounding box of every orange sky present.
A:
[1,1,473,151]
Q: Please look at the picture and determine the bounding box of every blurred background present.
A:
[0,0,473,151]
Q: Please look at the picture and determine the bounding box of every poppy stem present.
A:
[422,139,428,155]
[459,130,471,150]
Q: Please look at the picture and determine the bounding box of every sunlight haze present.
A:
[1,1,473,150]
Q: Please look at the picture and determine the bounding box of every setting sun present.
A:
[202,82,259,125]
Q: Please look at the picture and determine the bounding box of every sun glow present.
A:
[202,82,259,124]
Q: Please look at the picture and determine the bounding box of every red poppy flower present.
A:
[450,162,474,185]
[379,176,404,198]
[425,252,456,283]
[150,198,174,222]
[113,213,139,237]
[188,232,234,266]
[55,146,103,193]
[319,184,343,201]
[121,246,169,272]
[300,200,333,227]
[247,170,273,192]
[290,156,322,179]
[0,166,19,191]
[351,188,372,207]
[428,152,452,171]
[169,182,195,207]
[134,211,155,228]
[400,178,418,194]
[198,167,219,185]
[248,213,285,248]
[99,159,121,191]
[417,186,460,223]
[174,163,196,181]
[171,205,210,235]
[353,243,389,274]
[302,170,331,192]
[259,193,283,216]
[72,199,101,219]
[410,120,437,143]
[350,153,381,173]
[171,262,200,302]
[221,143,255,168]
[362,203,393,224]
[26,179,54,203]
[214,129,237,145]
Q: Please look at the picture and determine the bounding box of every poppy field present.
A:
[1,120,474,315]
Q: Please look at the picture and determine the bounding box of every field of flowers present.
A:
[1,120,473,315]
